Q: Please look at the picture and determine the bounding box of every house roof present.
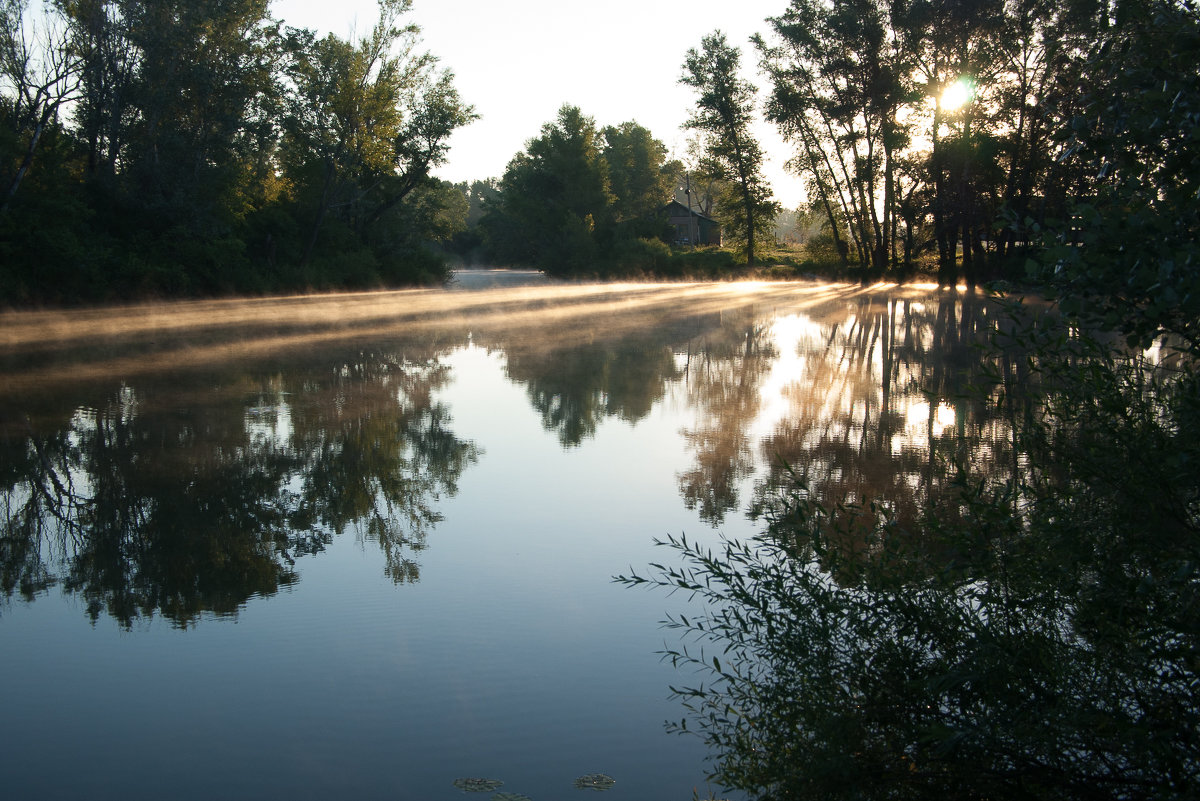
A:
[662,200,717,222]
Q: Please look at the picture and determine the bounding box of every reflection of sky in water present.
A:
[748,314,821,442]
[0,281,1025,801]
[745,310,967,461]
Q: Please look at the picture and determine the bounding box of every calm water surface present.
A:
[0,272,1016,800]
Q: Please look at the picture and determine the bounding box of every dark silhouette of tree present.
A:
[481,104,613,274]
[757,0,913,277]
[681,31,780,265]
[0,0,474,302]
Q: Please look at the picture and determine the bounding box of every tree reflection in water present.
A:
[0,281,1034,628]
[505,338,682,447]
[1,348,479,627]
[747,293,1027,567]
[677,309,776,524]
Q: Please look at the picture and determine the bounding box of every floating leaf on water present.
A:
[453,777,503,793]
[491,794,532,801]
[573,773,616,791]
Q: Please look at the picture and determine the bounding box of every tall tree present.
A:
[758,0,913,277]
[55,0,138,181]
[89,0,279,235]
[896,0,1007,286]
[601,120,677,227]
[281,0,473,267]
[681,31,779,265]
[1,0,474,300]
[1046,0,1200,353]
[0,0,81,215]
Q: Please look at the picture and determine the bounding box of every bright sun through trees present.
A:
[940,76,976,110]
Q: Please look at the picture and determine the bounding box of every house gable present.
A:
[662,201,721,246]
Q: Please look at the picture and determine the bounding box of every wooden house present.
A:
[663,200,721,246]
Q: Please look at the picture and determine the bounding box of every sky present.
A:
[271,0,808,209]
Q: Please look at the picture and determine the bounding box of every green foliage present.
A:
[757,0,1110,284]
[758,0,911,277]
[480,106,683,276]
[682,31,780,265]
[665,247,738,278]
[1039,0,1200,355]
[603,121,678,227]
[621,6,1200,794]
[601,237,673,277]
[0,0,472,304]
[486,105,611,276]
[0,117,103,303]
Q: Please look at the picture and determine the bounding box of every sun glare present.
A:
[941,77,975,111]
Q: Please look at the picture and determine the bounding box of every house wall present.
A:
[667,211,720,246]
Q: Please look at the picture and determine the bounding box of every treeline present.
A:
[0,0,473,304]
[457,104,745,279]
[5,0,1195,301]
[753,0,1152,285]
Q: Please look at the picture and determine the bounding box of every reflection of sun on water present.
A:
[748,314,823,442]
[904,400,957,442]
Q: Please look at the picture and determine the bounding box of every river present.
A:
[0,273,1019,800]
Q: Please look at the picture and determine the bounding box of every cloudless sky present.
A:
[272,0,807,208]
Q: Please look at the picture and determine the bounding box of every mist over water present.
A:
[0,275,1025,800]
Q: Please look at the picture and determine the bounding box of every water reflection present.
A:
[1,345,479,626]
[506,337,683,446]
[0,281,1039,626]
[677,309,777,524]
[748,293,1033,570]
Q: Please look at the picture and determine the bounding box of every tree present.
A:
[602,120,677,231]
[281,0,474,269]
[620,5,1200,798]
[988,0,1092,262]
[481,104,613,274]
[681,133,725,219]
[0,0,474,301]
[895,0,1009,286]
[681,31,779,265]
[1043,0,1200,354]
[758,0,912,277]
[0,0,81,215]
[480,108,689,275]
[101,0,278,232]
[55,0,138,181]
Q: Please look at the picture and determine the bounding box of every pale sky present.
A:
[271,0,808,209]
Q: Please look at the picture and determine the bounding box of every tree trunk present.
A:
[0,113,49,216]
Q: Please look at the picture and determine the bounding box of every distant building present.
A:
[663,200,721,246]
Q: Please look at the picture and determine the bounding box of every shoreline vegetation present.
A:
[5,0,1156,308]
[4,0,1199,799]
[620,0,1200,798]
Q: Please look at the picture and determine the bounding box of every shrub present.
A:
[619,316,1200,801]
[603,237,673,276]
